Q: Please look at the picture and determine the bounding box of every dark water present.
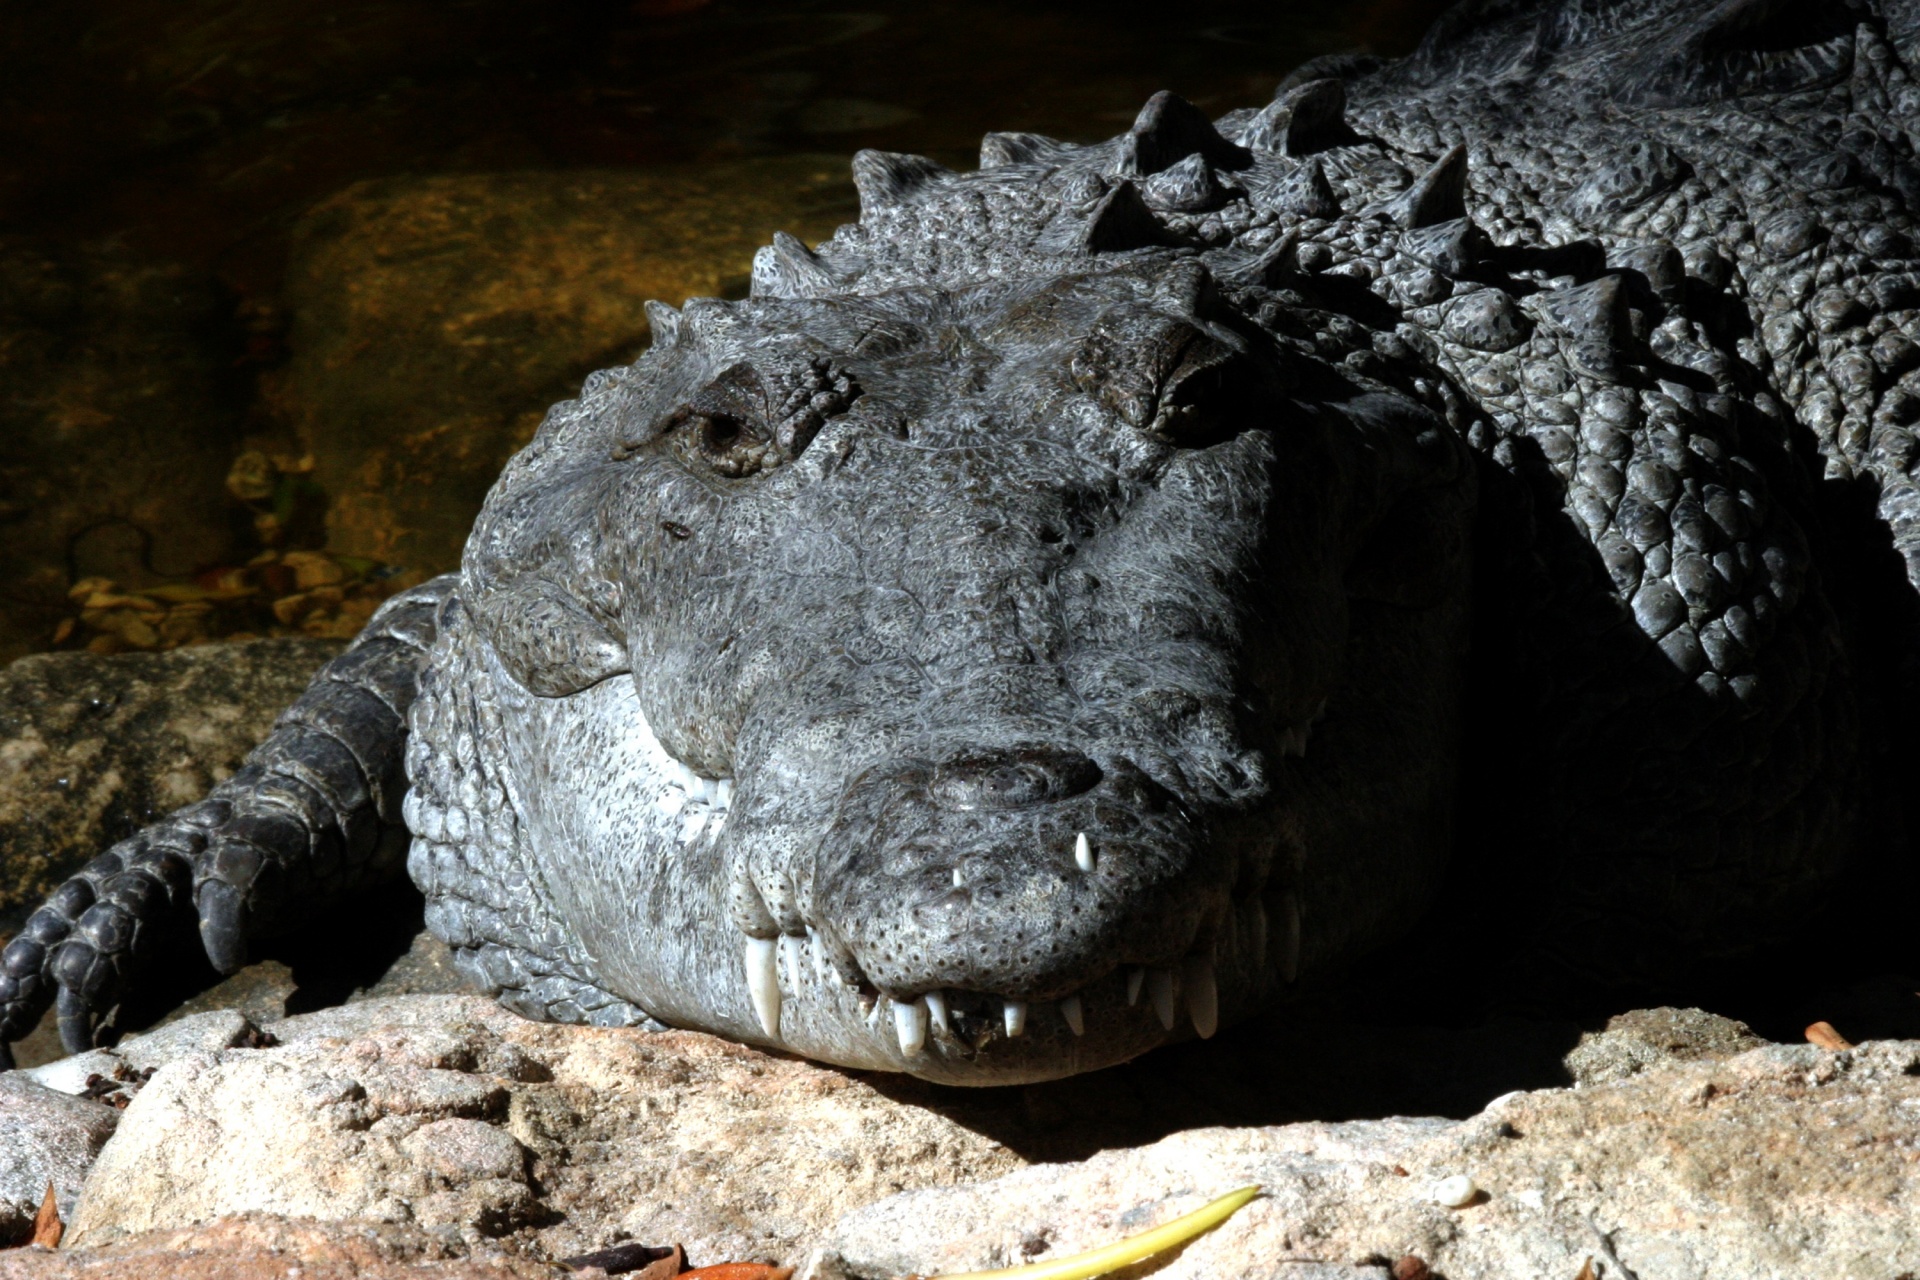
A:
[0,0,1453,664]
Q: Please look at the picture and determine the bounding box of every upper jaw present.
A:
[714,743,1274,1080]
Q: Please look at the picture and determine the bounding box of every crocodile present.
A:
[5,0,1919,1084]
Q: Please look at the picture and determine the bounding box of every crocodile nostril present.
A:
[928,747,1103,810]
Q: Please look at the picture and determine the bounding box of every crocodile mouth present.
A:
[619,683,1298,1079]
[737,920,1231,1061]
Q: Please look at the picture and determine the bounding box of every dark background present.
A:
[0,0,1454,306]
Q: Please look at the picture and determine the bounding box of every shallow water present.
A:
[0,0,1452,662]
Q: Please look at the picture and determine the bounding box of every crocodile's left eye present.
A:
[662,358,859,478]
[1071,309,1267,448]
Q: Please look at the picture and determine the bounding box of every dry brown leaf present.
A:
[559,1242,682,1277]
[1805,1020,1853,1051]
[679,1265,795,1280]
[1574,1256,1598,1280]
[31,1182,63,1249]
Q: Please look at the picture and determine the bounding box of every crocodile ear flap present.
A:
[476,578,631,698]
[465,451,634,698]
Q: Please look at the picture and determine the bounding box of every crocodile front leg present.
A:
[0,576,457,1064]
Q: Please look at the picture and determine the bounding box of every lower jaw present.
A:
[773,978,1210,1085]
[741,935,1270,1085]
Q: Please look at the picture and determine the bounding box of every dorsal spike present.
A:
[1274,157,1341,219]
[1537,273,1630,344]
[1151,259,1222,314]
[750,232,837,300]
[1392,143,1469,228]
[1082,180,1184,254]
[1240,78,1349,156]
[644,301,682,349]
[851,150,950,216]
[1222,229,1300,289]
[1143,153,1226,212]
[1115,90,1252,177]
[979,131,1062,169]
[1401,217,1493,277]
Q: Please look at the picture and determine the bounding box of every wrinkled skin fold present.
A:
[4,0,1916,1083]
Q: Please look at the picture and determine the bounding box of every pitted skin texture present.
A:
[3,0,1915,1083]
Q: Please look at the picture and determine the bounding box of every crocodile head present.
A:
[463,253,1474,1083]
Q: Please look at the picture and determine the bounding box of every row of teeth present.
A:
[652,758,735,844]
[742,932,1219,1057]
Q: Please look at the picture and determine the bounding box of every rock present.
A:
[64,995,1027,1265]
[0,241,249,667]
[815,1039,1920,1280]
[22,1009,268,1099]
[0,1075,119,1242]
[0,638,344,924]
[274,160,858,575]
[1562,1005,1768,1085]
[0,1215,566,1279]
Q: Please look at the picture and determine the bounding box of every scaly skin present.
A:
[3,0,1912,1082]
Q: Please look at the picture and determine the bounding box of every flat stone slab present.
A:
[0,1216,566,1280]
[61,996,1026,1266]
[15,995,1920,1277]
[0,1075,119,1243]
[815,1038,1920,1280]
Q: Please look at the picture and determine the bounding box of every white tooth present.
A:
[693,776,715,806]
[1004,1000,1028,1037]
[952,866,963,888]
[714,778,734,810]
[1127,967,1145,1006]
[1074,832,1096,873]
[780,934,805,990]
[1060,994,1085,1036]
[1149,968,1177,1031]
[867,995,887,1029]
[680,810,708,844]
[1282,893,1302,984]
[1183,957,1218,1039]
[925,989,950,1034]
[744,937,781,1039]
[893,997,929,1056]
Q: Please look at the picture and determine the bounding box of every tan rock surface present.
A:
[0,1076,119,1242]
[0,639,343,921]
[0,1215,565,1280]
[67,996,1026,1266]
[816,1039,1920,1280]
[276,160,858,575]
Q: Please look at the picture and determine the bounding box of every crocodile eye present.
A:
[660,358,860,479]
[1072,310,1264,447]
[697,410,748,455]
